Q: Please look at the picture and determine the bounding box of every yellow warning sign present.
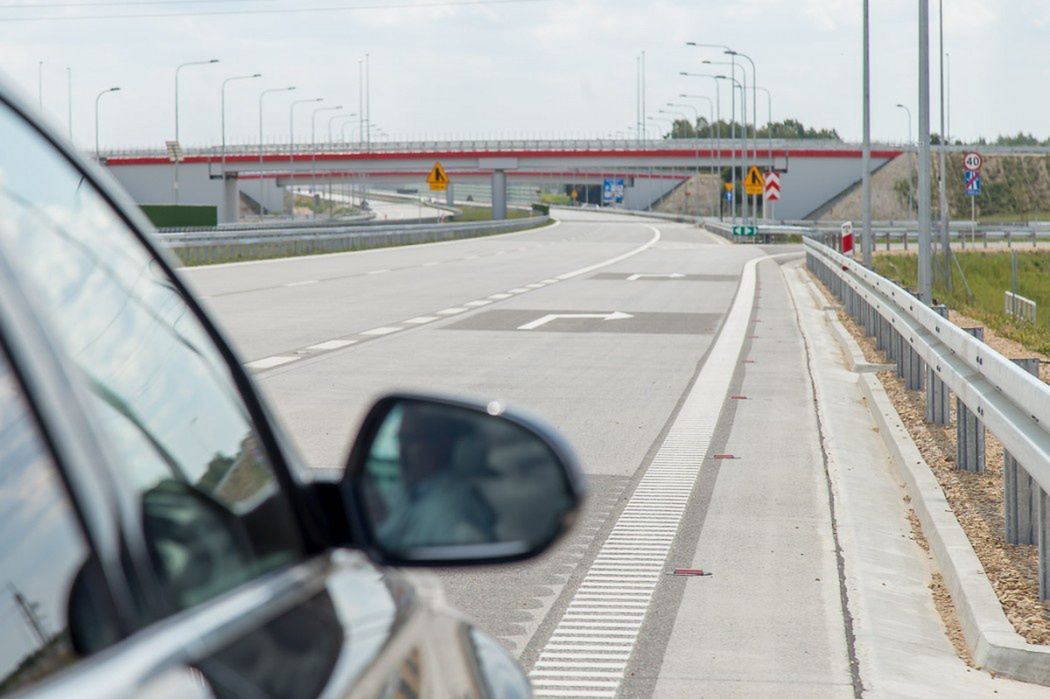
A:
[427,161,449,191]
[723,182,733,191]
[744,165,764,196]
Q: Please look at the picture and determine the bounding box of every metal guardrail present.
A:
[157,216,548,266]
[805,238,1050,597]
[1005,292,1038,324]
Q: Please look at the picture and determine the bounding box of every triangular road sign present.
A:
[744,165,764,195]
[427,161,449,190]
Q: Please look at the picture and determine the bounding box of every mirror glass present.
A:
[354,399,577,561]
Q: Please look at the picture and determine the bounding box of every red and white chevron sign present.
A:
[763,171,781,201]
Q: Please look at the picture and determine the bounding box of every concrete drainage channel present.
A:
[155,216,551,266]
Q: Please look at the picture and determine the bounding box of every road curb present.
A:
[816,281,1050,687]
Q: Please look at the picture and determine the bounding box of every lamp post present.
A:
[94,87,121,162]
[702,59,749,221]
[679,85,720,168]
[896,103,914,218]
[220,73,261,181]
[754,87,773,166]
[918,0,933,303]
[327,112,356,215]
[311,105,342,207]
[289,97,323,217]
[681,71,736,220]
[938,0,951,289]
[258,86,295,218]
[174,58,219,204]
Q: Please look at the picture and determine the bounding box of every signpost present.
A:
[763,171,780,220]
[963,152,982,246]
[426,161,448,191]
[841,221,855,256]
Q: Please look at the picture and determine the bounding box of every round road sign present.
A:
[963,152,983,172]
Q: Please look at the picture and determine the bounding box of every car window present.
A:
[0,100,304,613]
[0,346,94,694]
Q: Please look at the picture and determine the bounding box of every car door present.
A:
[0,87,491,698]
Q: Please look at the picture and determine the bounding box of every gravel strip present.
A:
[809,270,1050,647]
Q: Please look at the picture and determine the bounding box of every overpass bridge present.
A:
[101,138,905,223]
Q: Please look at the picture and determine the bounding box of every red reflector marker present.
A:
[672,569,712,577]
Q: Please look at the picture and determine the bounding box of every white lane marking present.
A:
[530,253,764,699]
[360,326,402,336]
[556,224,661,281]
[526,282,546,289]
[626,272,684,281]
[488,293,513,300]
[246,355,299,370]
[464,300,492,307]
[285,279,319,287]
[507,287,530,293]
[423,261,440,267]
[518,311,632,331]
[306,339,358,351]
[436,307,468,315]
[542,278,560,284]
[367,269,390,275]
[404,316,439,324]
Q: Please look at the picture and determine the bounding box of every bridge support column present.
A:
[491,170,507,220]
[222,175,240,224]
[446,183,454,208]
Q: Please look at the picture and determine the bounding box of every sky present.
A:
[1,0,1047,152]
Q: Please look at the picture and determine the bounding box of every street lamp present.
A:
[328,112,358,143]
[897,103,914,218]
[221,72,261,180]
[174,58,219,204]
[754,86,774,166]
[94,87,120,162]
[311,105,342,201]
[257,86,295,218]
[289,97,323,215]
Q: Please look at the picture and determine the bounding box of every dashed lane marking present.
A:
[247,224,663,376]
[284,279,319,287]
[306,339,357,351]
[245,355,299,370]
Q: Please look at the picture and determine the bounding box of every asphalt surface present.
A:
[177,209,869,696]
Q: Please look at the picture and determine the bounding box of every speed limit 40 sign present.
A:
[963,152,983,171]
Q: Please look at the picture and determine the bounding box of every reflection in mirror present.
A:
[355,399,577,561]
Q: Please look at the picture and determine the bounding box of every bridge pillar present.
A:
[222,174,240,224]
[446,182,454,208]
[491,170,507,220]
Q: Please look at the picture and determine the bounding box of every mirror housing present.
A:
[341,393,585,566]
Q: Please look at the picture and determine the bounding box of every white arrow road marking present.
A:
[626,273,685,281]
[517,311,633,331]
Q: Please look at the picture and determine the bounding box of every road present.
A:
[180,208,1036,697]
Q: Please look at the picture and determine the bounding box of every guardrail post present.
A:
[904,333,924,390]
[925,305,950,424]
[1005,358,1041,545]
[956,326,986,473]
[1039,489,1050,600]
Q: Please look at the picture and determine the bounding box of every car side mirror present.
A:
[341,393,585,566]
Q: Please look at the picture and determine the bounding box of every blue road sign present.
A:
[964,170,981,196]
[602,178,625,204]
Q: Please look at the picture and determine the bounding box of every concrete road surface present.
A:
[180,208,1040,698]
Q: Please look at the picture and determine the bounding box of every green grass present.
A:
[976,212,1050,224]
[451,205,530,222]
[541,193,572,205]
[873,251,1050,355]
